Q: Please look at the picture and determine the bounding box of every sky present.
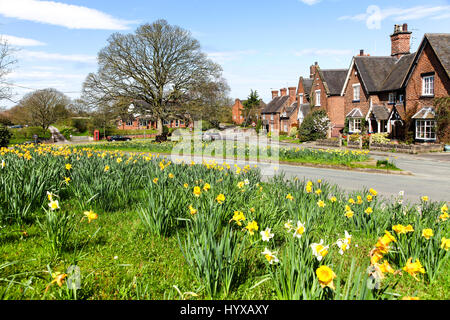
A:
[0,0,449,109]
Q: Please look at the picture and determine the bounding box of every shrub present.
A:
[71,118,88,133]
[0,125,12,147]
[349,133,361,142]
[289,127,298,138]
[371,133,390,144]
[298,109,330,142]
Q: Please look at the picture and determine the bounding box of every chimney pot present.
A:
[271,90,279,99]
[403,23,408,32]
[360,49,364,56]
[280,88,287,97]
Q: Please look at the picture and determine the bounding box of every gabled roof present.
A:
[371,105,390,120]
[298,104,311,119]
[380,53,415,91]
[261,95,290,114]
[425,33,450,78]
[347,108,364,118]
[298,77,313,95]
[281,102,298,118]
[318,69,348,95]
[412,106,436,119]
[354,56,397,93]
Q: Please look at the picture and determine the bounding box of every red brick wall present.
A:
[232,99,244,125]
[311,68,328,112]
[343,63,370,118]
[405,42,450,115]
[328,96,345,136]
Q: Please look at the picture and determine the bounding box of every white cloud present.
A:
[299,0,321,5]
[295,48,353,56]
[0,0,135,30]
[18,50,97,64]
[0,34,45,46]
[338,5,450,29]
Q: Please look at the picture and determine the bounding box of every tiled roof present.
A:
[371,105,390,120]
[354,56,397,93]
[302,78,313,95]
[298,104,311,119]
[319,69,348,95]
[380,54,415,91]
[425,33,450,78]
[347,108,364,118]
[261,95,290,114]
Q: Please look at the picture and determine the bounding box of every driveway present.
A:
[48,126,68,143]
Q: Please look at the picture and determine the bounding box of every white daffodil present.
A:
[293,221,306,238]
[336,231,352,255]
[48,199,60,211]
[284,220,294,232]
[1,160,5,169]
[244,179,250,185]
[261,248,279,265]
[311,240,329,261]
[260,228,274,242]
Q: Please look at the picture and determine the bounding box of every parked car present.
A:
[106,135,132,142]
[8,125,24,129]
[202,130,222,142]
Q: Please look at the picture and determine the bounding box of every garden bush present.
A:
[298,109,330,142]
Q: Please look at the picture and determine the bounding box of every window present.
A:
[349,118,361,133]
[139,119,148,127]
[388,93,396,104]
[415,120,436,140]
[175,120,179,127]
[422,75,434,96]
[263,115,266,120]
[126,120,133,126]
[270,114,274,121]
[284,124,288,132]
[398,94,404,103]
[315,90,321,106]
[353,84,360,102]
[299,94,304,105]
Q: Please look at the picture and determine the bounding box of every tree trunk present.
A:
[157,117,163,135]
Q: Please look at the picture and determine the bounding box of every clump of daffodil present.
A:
[421,228,434,240]
[392,224,414,234]
[365,207,373,215]
[216,193,225,204]
[286,193,294,201]
[245,220,258,235]
[203,183,210,191]
[260,228,274,242]
[229,210,245,226]
[83,209,98,223]
[311,240,329,261]
[316,265,336,290]
[261,248,279,265]
[369,188,378,196]
[403,258,425,281]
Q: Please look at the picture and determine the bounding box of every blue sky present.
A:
[1,0,449,109]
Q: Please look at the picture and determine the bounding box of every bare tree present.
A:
[82,19,224,133]
[19,88,70,130]
[0,37,17,106]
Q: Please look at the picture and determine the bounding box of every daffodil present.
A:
[315,189,322,195]
[183,183,189,189]
[286,193,294,201]
[261,248,279,264]
[64,177,71,184]
[284,220,294,232]
[1,160,5,169]
[378,260,395,274]
[345,210,354,218]
[260,228,274,242]
[441,237,450,251]
[367,194,373,202]
[330,196,337,202]
[230,211,245,226]
[403,258,425,281]
[47,191,53,201]
[245,220,259,235]
[48,199,59,211]
[188,205,198,216]
[421,196,429,202]
[348,198,355,205]
[311,240,329,261]
[83,209,98,223]
[153,178,158,184]
[293,221,306,238]
[168,173,174,179]
[369,188,378,196]
[65,163,72,170]
[317,200,326,208]
[316,266,336,290]
[365,207,373,215]
[104,165,110,172]
[216,193,225,204]
[193,186,201,197]
[422,228,434,240]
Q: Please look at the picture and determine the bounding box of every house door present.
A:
[391,120,404,139]
[370,119,378,133]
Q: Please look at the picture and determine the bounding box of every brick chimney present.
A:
[391,23,412,59]
[288,87,297,105]
[271,90,279,99]
[310,62,318,78]
[280,88,287,97]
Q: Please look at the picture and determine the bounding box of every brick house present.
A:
[117,100,187,130]
[340,24,450,142]
[261,88,297,133]
[309,64,347,137]
[296,72,314,127]
[231,98,266,125]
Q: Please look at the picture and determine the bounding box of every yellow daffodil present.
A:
[153,178,158,184]
[316,265,336,290]
[188,205,198,216]
[203,183,211,191]
[365,207,373,215]
[305,185,312,193]
[367,194,373,202]
[422,228,434,240]
[345,210,354,218]
[402,296,420,300]
[193,186,201,197]
[216,193,225,204]
[403,258,425,281]
[230,211,246,226]
[330,196,337,202]
[65,163,72,170]
[441,237,450,251]
[237,181,245,189]
[104,165,110,172]
[245,220,259,235]
[64,177,71,184]
[286,193,294,201]
[46,191,53,201]
[183,183,189,189]
[348,198,355,205]
[378,260,395,274]
[83,209,98,223]
[421,196,429,202]
[369,188,378,196]
[315,189,322,195]
[168,173,174,179]
[317,200,326,208]
[440,204,448,214]
[440,211,449,221]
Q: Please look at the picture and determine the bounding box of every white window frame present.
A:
[299,94,304,105]
[270,114,274,121]
[126,120,133,126]
[284,124,288,132]
[398,94,404,103]
[352,84,360,101]
[349,118,361,133]
[139,119,148,127]
[415,120,436,140]
[263,114,266,120]
[422,75,434,96]
[315,90,321,106]
[388,92,396,104]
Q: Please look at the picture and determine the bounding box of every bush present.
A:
[349,133,361,142]
[71,118,89,133]
[289,127,298,138]
[298,109,330,142]
[0,125,12,147]
[371,133,390,144]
